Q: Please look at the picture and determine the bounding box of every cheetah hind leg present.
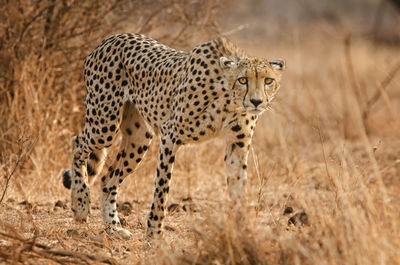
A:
[100,101,153,240]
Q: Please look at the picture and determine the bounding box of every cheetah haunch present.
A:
[62,33,285,240]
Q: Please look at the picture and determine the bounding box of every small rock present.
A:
[55,200,66,209]
[119,216,127,227]
[288,216,296,225]
[164,225,176,232]
[117,202,132,216]
[182,203,198,213]
[167,203,180,213]
[66,229,79,237]
[283,206,293,215]
[288,211,309,226]
[18,200,32,209]
[298,211,309,225]
[87,235,104,243]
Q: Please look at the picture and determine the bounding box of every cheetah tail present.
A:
[62,169,72,189]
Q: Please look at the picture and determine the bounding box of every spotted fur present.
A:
[62,33,285,240]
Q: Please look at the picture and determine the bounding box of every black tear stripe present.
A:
[231,79,237,90]
[242,70,249,107]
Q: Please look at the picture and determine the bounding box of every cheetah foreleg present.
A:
[224,117,257,212]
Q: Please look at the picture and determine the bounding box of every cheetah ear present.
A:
[220,57,237,70]
[269,59,286,71]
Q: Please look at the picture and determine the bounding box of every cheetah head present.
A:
[220,56,286,114]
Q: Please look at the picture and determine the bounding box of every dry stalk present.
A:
[363,61,400,122]
[344,35,400,133]
[0,136,37,203]
[250,146,272,218]
[316,124,337,192]
[343,35,365,111]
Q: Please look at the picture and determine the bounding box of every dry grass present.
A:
[1,0,400,264]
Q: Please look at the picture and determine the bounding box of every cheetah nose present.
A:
[250,98,262,107]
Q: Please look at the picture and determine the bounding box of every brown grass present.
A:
[1,1,400,264]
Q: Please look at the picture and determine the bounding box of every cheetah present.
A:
[62,33,285,240]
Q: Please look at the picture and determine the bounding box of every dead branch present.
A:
[365,62,400,110]
[0,231,119,265]
[361,61,400,129]
[0,137,37,204]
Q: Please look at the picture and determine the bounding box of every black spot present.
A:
[158,178,165,186]
[232,125,241,132]
[236,134,245,139]
[283,206,293,215]
[236,142,245,148]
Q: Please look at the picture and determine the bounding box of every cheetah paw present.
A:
[106,226,133,240]
[71,200,90,223]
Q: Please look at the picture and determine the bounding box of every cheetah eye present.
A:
[238,77,248,85]
[264,78,274,85]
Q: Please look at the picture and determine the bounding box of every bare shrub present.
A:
[0,0,221,202]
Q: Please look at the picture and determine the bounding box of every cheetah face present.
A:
[220,57,286,114]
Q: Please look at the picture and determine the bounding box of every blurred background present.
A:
[0,1,399,264]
